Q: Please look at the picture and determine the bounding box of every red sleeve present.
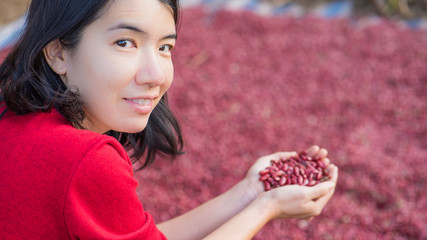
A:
[64,139,167,240]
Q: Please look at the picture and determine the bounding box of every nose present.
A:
[135,48,165,86]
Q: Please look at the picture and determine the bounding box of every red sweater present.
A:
[0,107,167,240]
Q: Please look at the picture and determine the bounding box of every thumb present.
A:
[305,181,335,201]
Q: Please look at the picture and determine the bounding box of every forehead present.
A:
[96,0,175,32]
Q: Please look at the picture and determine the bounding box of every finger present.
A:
[303,168,338,217]
[316,148,328,159]
[306,145,320,157]
[326,164,339,184]
[322,157,330,166]
[311,180,336,208]
[315,165,338,204]
[305,181,335,201]
[307,189,334,214]
[302,182,335,217]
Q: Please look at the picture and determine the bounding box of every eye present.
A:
[159,44,174,54]
[115,39,136,48]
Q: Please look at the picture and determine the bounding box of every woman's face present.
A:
[63,0,176,134]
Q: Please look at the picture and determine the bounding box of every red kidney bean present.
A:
[279,176,287,186]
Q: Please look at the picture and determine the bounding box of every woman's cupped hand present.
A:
[244,145,339,220]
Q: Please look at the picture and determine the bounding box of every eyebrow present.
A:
[108,23,177,40]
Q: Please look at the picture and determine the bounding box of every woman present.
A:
[0,0,338,239]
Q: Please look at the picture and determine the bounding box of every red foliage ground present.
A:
[1,7,426,240]
[135,9,427,240]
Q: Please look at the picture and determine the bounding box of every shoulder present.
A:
[0,107,130,167]
[64,129,167,239]
[47,111,131,166]
[51,123,130,165]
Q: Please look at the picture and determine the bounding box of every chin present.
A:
[111,117,149,133]
[120,123,148,134]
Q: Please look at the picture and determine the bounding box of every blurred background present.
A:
[1,0,426,239]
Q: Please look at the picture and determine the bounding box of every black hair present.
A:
[0,0,183,170]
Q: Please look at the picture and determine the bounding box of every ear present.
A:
[43,39,68,75]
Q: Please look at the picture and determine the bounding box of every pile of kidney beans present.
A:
[3,6,425,240]
[259,151,330,191]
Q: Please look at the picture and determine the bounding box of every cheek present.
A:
[70,39,137,90]
[161,61,174,91]
[93,50,138,81]
[79,54,138,94]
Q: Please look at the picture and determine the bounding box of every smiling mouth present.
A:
[129,99,152,106]
[125,98,155,114]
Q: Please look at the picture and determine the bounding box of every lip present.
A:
[125,96,158,114]
[127,95,159,100]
